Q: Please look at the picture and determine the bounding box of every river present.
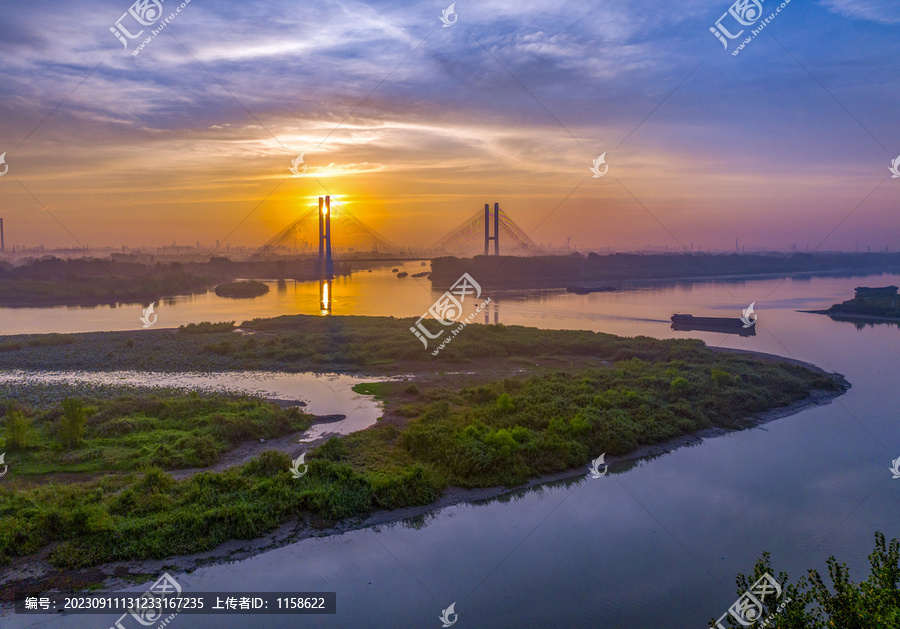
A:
[3,268,900,628]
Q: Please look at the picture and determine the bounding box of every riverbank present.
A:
[430,253,900,289]
[0,257,350,308]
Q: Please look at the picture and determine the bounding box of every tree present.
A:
[715,532,900,628]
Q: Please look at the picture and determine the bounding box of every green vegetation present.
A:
[718,532,900,627]
[4,411,31,451]
[0,315,847,570]
[0,314,735,372]
[214,281,270,299]
[0,347,843,567]
[0,393,312,476]
[352,382,388,398]
[389,355,838,487]
[58,399,88,449]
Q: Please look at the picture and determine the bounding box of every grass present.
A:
[1,393,313,476]
[352,382,388,398]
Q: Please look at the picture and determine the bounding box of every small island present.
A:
[214,280,270,298]
[0,314,848,595]
[808,286,900,322]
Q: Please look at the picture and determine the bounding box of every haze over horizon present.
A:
[0,0,898,253]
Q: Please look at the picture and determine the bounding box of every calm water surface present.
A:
[3,271,900,628]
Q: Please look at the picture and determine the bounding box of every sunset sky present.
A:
[0,0,898,252]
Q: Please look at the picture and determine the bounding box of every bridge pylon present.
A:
[484,203,500,256]
[318,196,334,278]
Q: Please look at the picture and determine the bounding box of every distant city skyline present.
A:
[0,0,898,252]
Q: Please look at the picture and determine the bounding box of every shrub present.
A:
[711,369,735,385]
[485,428,517,458]
[495,393,515,413]
[203,340,232,356]
[176,433,219,466]
[59,399,87,449]
[4,410,31,451]
[137,467,174,492]
[243,451,290,477]
[317,437,349,461]
[670,377,690,396]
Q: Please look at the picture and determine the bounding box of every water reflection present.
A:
[483,297,500,325]
[319,279,332,314]
[822,313,900,330]
[671,322,756,336]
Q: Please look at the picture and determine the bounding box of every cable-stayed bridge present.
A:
[254,199,542,268]
[431,203,540,257]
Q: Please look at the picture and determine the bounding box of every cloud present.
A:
[819,0,900,24]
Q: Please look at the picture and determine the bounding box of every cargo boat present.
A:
[566,286,617,295]
[670,314,756,336]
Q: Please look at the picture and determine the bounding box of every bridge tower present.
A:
[484,202,500,255]
[318,196,334,278]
